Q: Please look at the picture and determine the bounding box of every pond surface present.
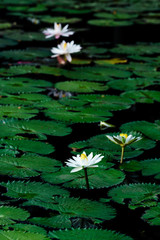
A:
[0,0,160,240]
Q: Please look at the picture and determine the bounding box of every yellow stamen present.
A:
[63,42,67,49]
[120,133,128,138]
[81,153,88,160]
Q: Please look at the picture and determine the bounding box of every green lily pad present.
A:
[42,166,125,189]
[0,77,52,94]
[111,43,160,55]
[88,19,133,27]
[0,119,72,139]
[0,181,69,201]
[0,48,50,60]
[142,203,160,225]
[29,196,116,221]
[4,223,47,235]
[0,154,60,178]
[0,230,50,240]
[0,105,38,119]
[0,38,18,48]
[0,138,54,155]
[108,183,160,209]
[50,228,133,240]
[61,94,134,111]
[55,81,109,93]
[41,16,81,24]
[0,93,51,106]
[121,90,160,103]
[120,120,160,140]
[30,215,72,229]
[2,29,45,41]
[69,134,155,161]
[0,206,29,225]
[108,77,158,91]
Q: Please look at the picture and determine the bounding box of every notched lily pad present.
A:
[54,81,109,93]
[42,166,125,189]
[50,228,133,240]
[108,183,160,209]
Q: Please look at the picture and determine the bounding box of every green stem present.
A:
[84,168,89,191]
[120,146,125,164]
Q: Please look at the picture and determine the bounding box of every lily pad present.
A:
[42,167,125,189]
[0,154,60,178]
[0,206,29,225]
[50,228,133,240]
[0,181,69,201]
[54,81,109,93]
[108,183,160,209]
[142,203,160,225]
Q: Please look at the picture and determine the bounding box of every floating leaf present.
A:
[122,90,160,103]
[0,119,72,139]
[0,38,17,48]
[0,77,52,94]
[111,43,160,55]
[0,138,55,155]
[4,223,47,235]
[95,58,127,65]
[108,77,158,91]
[30,215,72,229]
[0,230,50,240]
[142,203,160,225]
[68,134,155,161]
[0,181,69,201]
[0,93,51,106]
[41,16,81,24]
[120,120,160,140]
[108,183,160,209]
[50,228,133,240]
[3,29,45,41]
[0,105,38,119]
[55,81,109,93]
[42,167,125,189]
[0,154,60,178]
[61,94,134,111]
[44,103,112,123]
[88,19,133,27]
[0,206,29,225]
[0,48,50,60]
[29,196,116,222]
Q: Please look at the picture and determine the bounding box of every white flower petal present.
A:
[65,53,72,62]
[71,167,83,173]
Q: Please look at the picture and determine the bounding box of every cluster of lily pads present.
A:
[0,0,160,240]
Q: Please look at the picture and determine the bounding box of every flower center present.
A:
[63,42,67,49]
[81,153,88,161]
[120,133,128,138]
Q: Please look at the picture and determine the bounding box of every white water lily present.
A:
[43,23,74,39]
[99,121,115,130]
[106,133,142,147]
[106,133,142,164]
[66,151,104,173]
[51,40,81,62]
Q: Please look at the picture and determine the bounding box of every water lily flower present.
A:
[51,40,81,62]
[99,121,115,130]
[43,23,74,39]
[66,151,104,190]
[106,133,142,147]
[66,151,104,173]
[106,133,142,164]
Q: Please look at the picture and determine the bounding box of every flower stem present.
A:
[84,168,89,191]
[120,146,125,164]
